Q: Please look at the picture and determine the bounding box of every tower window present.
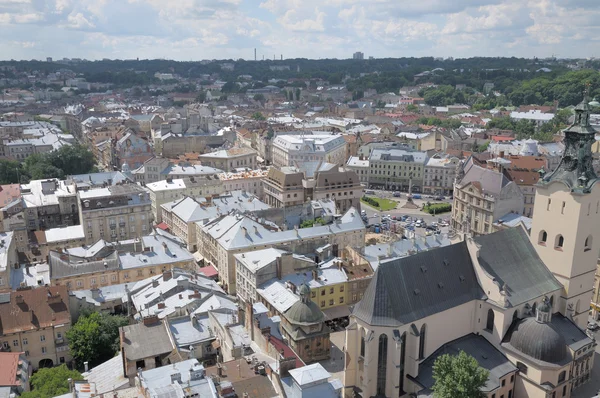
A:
[419,324,427,359]
[585,235,593,252]
[547,198,551,211]
[555,235,564,250]
[561,201,566,214]
[538,230,547,245]
[486,309,495,332]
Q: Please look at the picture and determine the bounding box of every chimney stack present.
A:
[312,269,318,281]
[142,314,159,326]
[15,295,24,304]
[163,269,173,281]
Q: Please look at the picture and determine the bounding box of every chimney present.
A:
[276,257,282,280]
[499,150,505,158]
[84,361,89,372]
[91,288,100,300]
[152,279,159,288]
[142,314,159,326]
[312,269,318,281]
[253,225,259,235]
[163,269,173,281]
[15,295,24,304]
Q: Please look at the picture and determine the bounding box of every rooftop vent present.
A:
[414,289,420,295]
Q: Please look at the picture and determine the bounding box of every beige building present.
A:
[264,164,362,213]
[79,183,153,244]
[272,134,347,167]
[219,168,268,199]
[198,147,258,172]
[343,95,599,398]
[592,259,600,321]
[0,231,17,292]
[21,179,80,231]
[0,286,72,370]
[196,207,365,294]
[345,156,369,184]
[147,176,224,223]
[452,157,524,235]
[368,147,427,192]
[423,153,459,195]
[49,233,196,291]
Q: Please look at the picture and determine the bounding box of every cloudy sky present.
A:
[0,0,598,61]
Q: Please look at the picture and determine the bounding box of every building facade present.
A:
[368,147,427,192]
[272,134,347,167]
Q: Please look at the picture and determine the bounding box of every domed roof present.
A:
[509,318,567,363]
[285,299,324,325]
[298,283,311,297]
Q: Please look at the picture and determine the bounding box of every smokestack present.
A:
[254,48,257,61]
[84,361,89,372]
[281,54,283,61]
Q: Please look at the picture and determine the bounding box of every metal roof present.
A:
[353,241,485,327]
[474,227,562,307]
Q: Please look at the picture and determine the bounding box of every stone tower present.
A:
[529,89,599,329]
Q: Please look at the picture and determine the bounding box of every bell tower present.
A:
[530,88,600,329]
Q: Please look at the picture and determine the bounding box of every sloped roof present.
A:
[474,227,562,307]
[353,241,484,326]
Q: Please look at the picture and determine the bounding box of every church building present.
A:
[343,93,598,398]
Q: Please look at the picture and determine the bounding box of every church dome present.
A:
[508,318,567,363]
[285,298,324,325]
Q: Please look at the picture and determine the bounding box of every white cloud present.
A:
[63,12,95,29]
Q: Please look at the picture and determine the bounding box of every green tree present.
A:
[21,365,83,398]
[195,90,207,103]
[432,350,489,398]
[253,93,265,102]
[0,159,25,183]
[295,88,301,101]
[252,112,266,121]
[47,145,97,176]
[406,104,418,112]
[67,311,129,368]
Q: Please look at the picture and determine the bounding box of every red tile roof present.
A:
[0,352,23,387]
[0,286,71,335]
[155,222,169,231]
[268,335,304,368]
[199,265,218,278]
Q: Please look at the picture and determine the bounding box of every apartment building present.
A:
[21,179,79,231]
[264,163,362,212]
[162,191,269,251]
[345,156,369,184]
[198,147,258,172]
[219,168,269,199]
[423,153,459,195]
[49,233,195,291]
[272,134,347,167]
[0,286,72,370]
[368,147,427,192]
[0,231,19,291]
[451,157,524,235]
[79,183,153,244]
[147,177,224,223]
[196,207,365,294]
[131,157,223,184]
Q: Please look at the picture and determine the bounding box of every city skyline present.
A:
[0,0,598,61]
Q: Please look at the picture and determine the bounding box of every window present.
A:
[360,335,365,357]
[547,198,551,211]
[40,335,46,342]
[311,291,316,298]
[320,301,325,307]
[585,235,593,252]
[41,347,46,354]
[329,287,334,294]
[340,297,344,303]
[502,379,506,387]
[376,334,388,395]
[419,324,427,359]
[57,332,62,339]
[24,350,29,356]
[340,285,344,292]
[508,391,513,398]
[486,309,495,332]
[510,375,514,382]
[563,386,567,396]
[76,280,83,288]
[539,230,547,244]
[558,370,566,383]
[516,361,528,375]
[329,299,334,305]
[555,235,564,249]
[22,338,27,345]
[561,201,565,214]
[12,339,18,347]
[321,290,325,296]
[60,357,65,363]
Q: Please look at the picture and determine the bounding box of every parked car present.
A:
[365,189,375,195]
[588,322,599,331]
[434,196,444,201]
[412,194,422,199]
[393,191,401,197]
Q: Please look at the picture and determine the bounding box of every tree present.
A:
[432,350,489,398]
[0,159,24,183]
[406,104,418,112]
[253,93,265,102]
[67,311,129,369]
[21,365,83,398]
[252,112,266,121]
[195,90,207,103]
[295,88,301,101]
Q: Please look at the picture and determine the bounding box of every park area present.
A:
[361,196,398,211]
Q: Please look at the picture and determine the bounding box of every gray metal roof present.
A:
[353,241,485,327]
[474,227,562,307]
[415,333,517,394]
[506,317,568,364]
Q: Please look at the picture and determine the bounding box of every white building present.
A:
[272,134,347,167]
[218,168,269,199]
[346,156,369,184]
[423,154,459,195]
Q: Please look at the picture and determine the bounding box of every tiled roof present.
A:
[0,352,23,387]
[0,286,71,334]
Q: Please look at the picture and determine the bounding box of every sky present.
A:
[0,0,599,61]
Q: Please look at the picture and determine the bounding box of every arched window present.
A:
[399,332,406,394]
[558,370,566,383]
[360,334,365,358]
[376,334,388,395]
[512,310,519,322]
[486,309,495,332]
[419,324,427,359]
[539,230,547,244]
[585,235,593,252]
[532,302,537,315]
[555,235,564,249]
[549,296,554,308]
